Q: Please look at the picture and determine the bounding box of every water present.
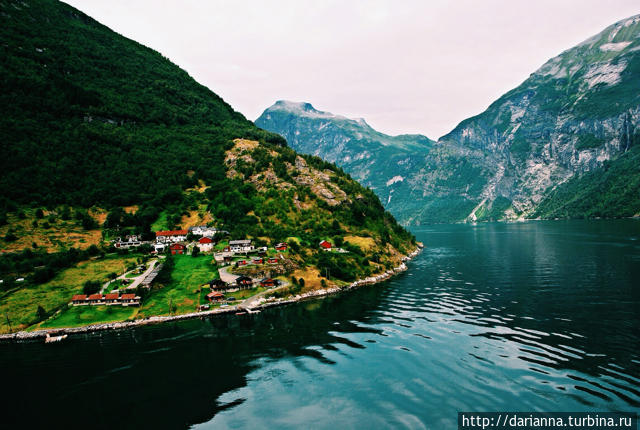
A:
[1,220,639,429]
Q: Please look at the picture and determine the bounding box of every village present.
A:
[68,224,349,313]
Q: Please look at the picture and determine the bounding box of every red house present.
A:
[319,240,332,250]
[88,294,104,305]
[268,257,279,264]
[260,278,278,288]
[252,257,263,264]
[275,242,288,251]
[71,294,88,305]
[170,243,186,255]
[104,293,119,304]
[206,291,225,302]
[237,260,248,266]
[236,276,253,289]
[199,237,213,244]
[121,293,141,306]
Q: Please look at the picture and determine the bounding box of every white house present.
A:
[155,230,187,243]
[198,236,215,252]
[113,235,144,249]
[189,225,218,237]
[229,239,253,253]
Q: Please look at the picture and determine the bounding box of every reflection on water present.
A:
[1,220,639,429]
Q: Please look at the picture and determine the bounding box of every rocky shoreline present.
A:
[0,245,423,343]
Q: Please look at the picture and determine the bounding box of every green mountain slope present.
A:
[258,15,640,224]
[0,0,415,287]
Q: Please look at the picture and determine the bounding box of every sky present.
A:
[66,0,639,139]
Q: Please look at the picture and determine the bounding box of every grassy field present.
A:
[225,286,267,301]
[38,305,138,329]
[0,255,137,333]
[138,255,219,317]
[0,208,103,253]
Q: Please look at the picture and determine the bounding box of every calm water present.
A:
[1,220,639,429]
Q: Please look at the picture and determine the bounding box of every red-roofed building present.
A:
[268,257,279,264]
[252,257,263,264]
[88,294,104,305]
[260,278,278,288]
[319,240,332,250]
[206,291,225,302]
[104,293,119,304]
[275,242,288,251]
[120,293,141,306]
[72,294,88,306]
[170,243,186,255]
[155,230,188,243]
[198,236,214,252]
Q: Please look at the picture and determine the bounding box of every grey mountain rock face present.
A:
[257,15,640,224]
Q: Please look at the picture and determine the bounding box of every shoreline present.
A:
[0,245,423,343]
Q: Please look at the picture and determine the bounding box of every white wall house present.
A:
[155,230,188,243]
[229,239,253,253]
[189,225,218,237]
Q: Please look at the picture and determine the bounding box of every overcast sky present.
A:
[66,0,639,139]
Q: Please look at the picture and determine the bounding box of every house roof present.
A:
[121,293,136,300]
[319,240,332,247]
[199,237,213,244]
[275,242,287,247]
[156,230,188,237]
[72,294,87,301]
[236,276,253,282]
[207,291,224,298]
[105,293,119,300]
[88,294,103,300]
[208,279,227,286]
[260,278,275,283]
[229,239,252,245]
[170,243,186,249]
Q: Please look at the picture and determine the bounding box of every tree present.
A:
[35,208,44,219]
[82,280,101,295]
[36,305,47,322]
[192,245,200,257]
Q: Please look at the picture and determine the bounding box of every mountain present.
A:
[0,0,415,287]
[257,15,640,224]
[256,101,435,222]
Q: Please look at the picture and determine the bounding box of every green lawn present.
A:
[225,286,266,301]
[138,255,219,317]
[38,305,138,329]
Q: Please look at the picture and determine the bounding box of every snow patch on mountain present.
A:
[386,176,404,186]
[599,41,632,52]
[584,61,627,88]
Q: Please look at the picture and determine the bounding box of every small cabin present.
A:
[260,278,278,288]
[120,293,141,306]
[71,294,88,306]
[275,242,288,251]
[170,243,186,255]
[268,257,279,264]
[319,240,332,250]
[236,276,253,289]
[206,279,229,291]
[88,294,104,305]
[206,291,225,302]
[104,293,119,305]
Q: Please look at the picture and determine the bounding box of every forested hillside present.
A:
[0,0,415,289]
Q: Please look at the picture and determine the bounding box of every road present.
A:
[101,259,158,293]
